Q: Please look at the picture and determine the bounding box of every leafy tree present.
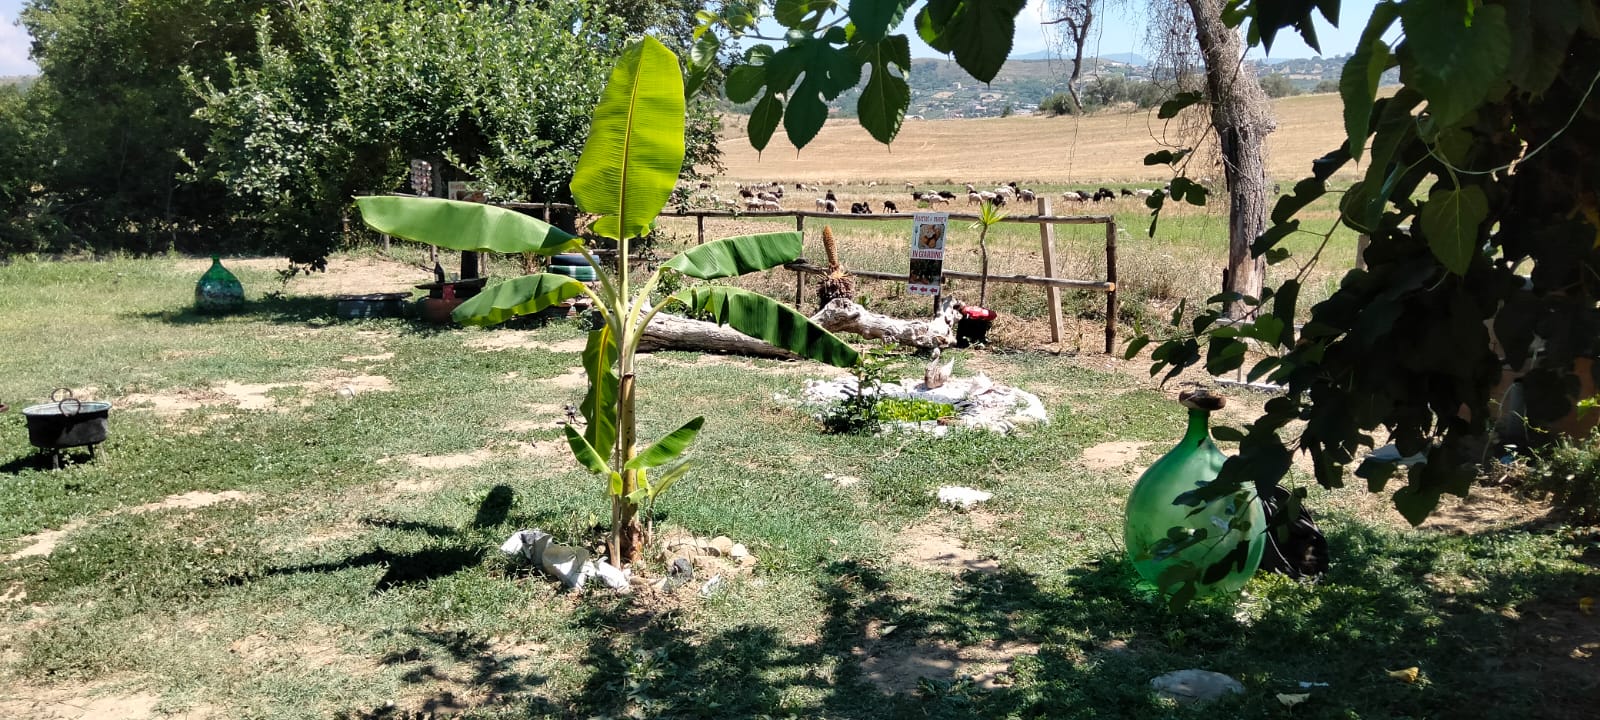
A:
[189,0,720,263]
[1132,0,1600,544]
[1259,72,1300,97]
[1038,91,1080,116]
[0,81,67,253]
[1312,77,1338,93]
[18,0,271,254]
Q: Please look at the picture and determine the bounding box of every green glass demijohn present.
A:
[195,255,245,312]
[1123,389,1266,598]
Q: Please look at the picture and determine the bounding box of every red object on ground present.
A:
[962,306,996,321]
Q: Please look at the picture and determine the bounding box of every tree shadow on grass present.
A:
[129,294,459,336]
[335,628,559,719]
[217,484,520,594]
[490,519,1598,720]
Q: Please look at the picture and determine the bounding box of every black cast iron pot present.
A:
[23,392,111,450]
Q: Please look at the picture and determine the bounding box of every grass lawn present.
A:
[0,253,1595,719]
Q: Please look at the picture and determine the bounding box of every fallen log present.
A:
[638,313,801,359]
[809,298,964,349]
[637,298,964,358]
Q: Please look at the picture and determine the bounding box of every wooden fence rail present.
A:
[399,196,1121,353]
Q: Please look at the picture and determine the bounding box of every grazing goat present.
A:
[925,194,950,205]
[1135,188,1155,199]
[825,199,838,213]
[1061,191,1086,202]
[738,187,754,199]
[1093,188,1116,202]
[849,201,874,214]
[967,191,983,205]
[757,191,779,203]
[937,190,957,200]
[883,200,898,213]
[1018,188,1036,202]
[1120,188,1134,197]
[815,197,830,210]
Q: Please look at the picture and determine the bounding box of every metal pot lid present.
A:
[22,401,112,416]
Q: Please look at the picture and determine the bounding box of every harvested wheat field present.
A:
[719,91,1379,186]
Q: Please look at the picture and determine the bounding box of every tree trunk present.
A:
[811,298,965,349]
[638,313,804,359]
[1185,0,1275,317]
[612,373,644,566]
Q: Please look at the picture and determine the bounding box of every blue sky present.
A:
[1,0,1380,76]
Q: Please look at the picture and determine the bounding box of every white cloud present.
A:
[1,12,38,76]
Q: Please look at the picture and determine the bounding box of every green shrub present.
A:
[1524,429,1600,524]
[876,398,956,423]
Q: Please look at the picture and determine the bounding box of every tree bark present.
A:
[1185,0,1275,317]
[810,298,965,349]
[636,300,964,356]
[638,314,804,359]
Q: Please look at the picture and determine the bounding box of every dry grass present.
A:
[719,91,1373,185]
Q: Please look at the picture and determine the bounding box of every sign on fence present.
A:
[908,212,948,296]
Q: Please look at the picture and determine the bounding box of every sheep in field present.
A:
[883,200,898,213]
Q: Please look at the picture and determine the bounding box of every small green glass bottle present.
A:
[1124,390,1266,598]
[195,255,245,312]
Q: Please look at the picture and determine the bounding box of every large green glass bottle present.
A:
[1124,390,1266,598]
[195,255,245,313]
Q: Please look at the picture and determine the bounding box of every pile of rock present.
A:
[656,529,758,572]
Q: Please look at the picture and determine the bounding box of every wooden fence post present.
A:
[1355,233,1371,270]
[697,214,705,245]
[1036,198,1064,344]
[796,214,805,233]
[1105,220,1119,355]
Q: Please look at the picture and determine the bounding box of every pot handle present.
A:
[51,388,80,416]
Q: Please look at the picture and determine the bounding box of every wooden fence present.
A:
[466,198,1119,353]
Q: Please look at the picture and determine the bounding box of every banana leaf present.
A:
[570,36,687,241]
[452,274,588,327]
[671,286,859,368]
[354,196,580,255]
[663,232,804,279]
[624,417,704,471]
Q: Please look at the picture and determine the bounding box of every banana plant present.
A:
[355,36,859,565]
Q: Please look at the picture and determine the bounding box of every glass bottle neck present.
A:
[1183,408,1211,443]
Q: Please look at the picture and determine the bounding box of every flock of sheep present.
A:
[681,179,1163,215]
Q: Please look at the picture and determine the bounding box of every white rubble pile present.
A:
[937,486,993,509]
[782,373,1048,436]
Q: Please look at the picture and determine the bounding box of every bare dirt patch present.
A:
[537,369,589,391]
[121,375,392,416]
[466,332,588,354]
[1080,441,1149,472]
[895,524,999,575]
[6,521,89,561]
[854,618,1040,694]
[6,491,256,561]
[385,450,496,471]
[1422,486,1557,535]
[0,690,166,720]
[340,352,394,363]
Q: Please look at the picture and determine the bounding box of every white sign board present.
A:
[908,212,948,296]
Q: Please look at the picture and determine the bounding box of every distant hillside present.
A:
[726,53,1394,121]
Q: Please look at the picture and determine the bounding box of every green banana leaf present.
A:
[662,232,804,280]
[564,424,612,476]
[452,274,588,327]
[354,196,580,255]
[624,417,704,471]
[569,36,687,241]
[580,324,620,465]
[671,286,859,368]
[627,460,693,504]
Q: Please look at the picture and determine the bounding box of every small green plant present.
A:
[822,346,895,435]
[876,398,955,424]
[357,37,858,565]
[971,200,1005,307]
